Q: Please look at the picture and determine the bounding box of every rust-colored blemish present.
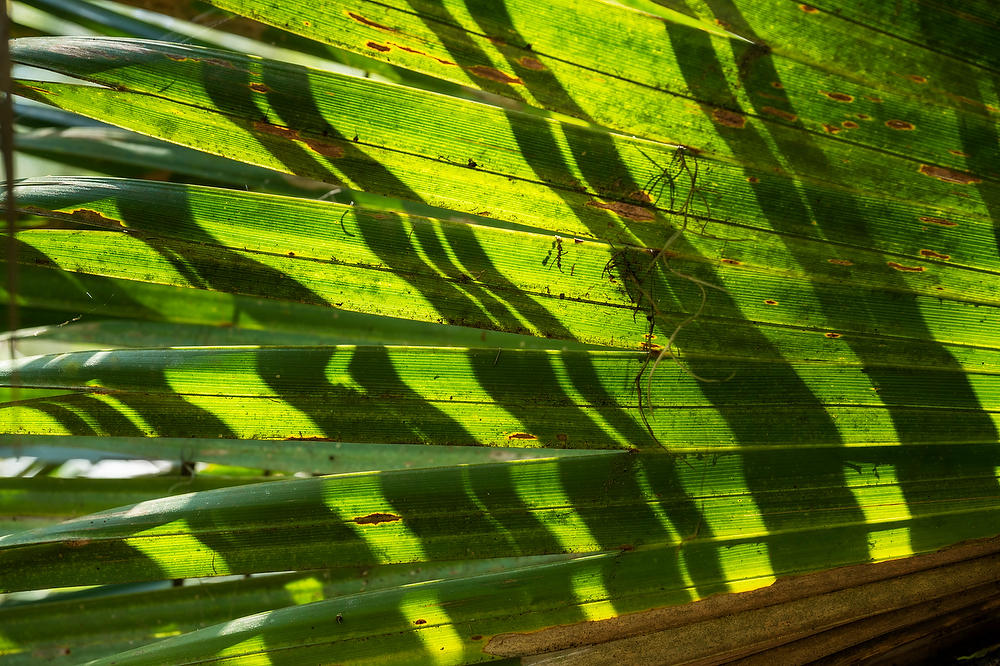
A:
[619,544,635,552]
[821,91,854,102]
[202,58,237,70]
[799,4,819,12]
[908,75,928,84]
[948,149,970,157]
[919,164,981,185]
[761,106,797,122]
[842,120,859,129]
[65,539,91,548]
[771,81,784,89]
[507,433,538,440]
[711,108,746,128]
[348,12,397,31]
[248,82,269,93]
[628,190,653,203]
[354,513,401,525]
[865,95,883,103]
[366,41,390,52]
[747,176,759,183]
[887,261,925,272]
[857,114,870,120]
[721,258,741,265]
[764,299,778,305]
[828,258,853,266]
[18,83,52,94]
[468,65,522,85]
[587,200,655,222]
[824,332,842,338]
[920,249,951,260]
[414,619,427,625]
[919,216,958,227]
[885,119,915,130]
[303,139,344,159]
[70,208,122,228]
[556,433,568,442]
[389,43,456,66]
[252,121,300,140]
[165,54,190,62]
[471,635,483,641]
[518,56,546,70]
[822,123,841,134]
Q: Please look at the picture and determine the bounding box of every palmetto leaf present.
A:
[1,0,999,663]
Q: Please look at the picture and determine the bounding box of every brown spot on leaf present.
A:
[202,58,237,70]
[165,54,190,62]
[248,82,269,93]
[348,12,397,31]
[471,635,483,641]
[16,83,52,94]
[919,249,951,260]
[587,200,655,221]
[822,123,841,134]
[747,176,759,183]
[908,75,928,84]
[771,81,784,89]
[366,42,390,52]
[711,108,746,128]
[354,513,401,525]
[885,119,915,130]
[822,91,854,102]
[303,140,345,159]
[70,208,122,228]
[556,433,568,442]
[799,4,819,12]
[919,164,981,185]
[507,433,538,440]
[414,619,427,625]
[764,299,778,305]
[828,258,853,266]
[919,216,958,227]
[628,190,653,203]
[887,261,925,272]
[65,539,91,548]
[948,149,969,157]
[857,114,870,120]
[518,56,546,70]
[842,121,859,129]
[252,121,300,140]
[824,332,842,338]
[721,258,741,265]
[468,65,522,85]
[761,106,797,122]
[619,544,635,552]
[865,95,883,103]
